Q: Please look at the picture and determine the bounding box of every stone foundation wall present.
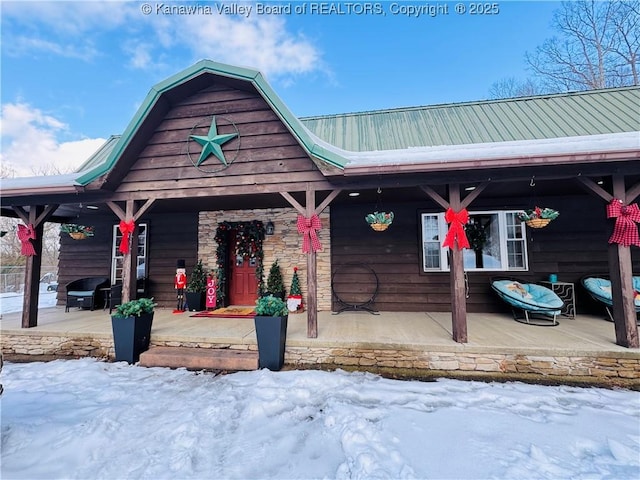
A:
[199,208,331,310]
[286,347,640,381]
[3,333,638,385]
[2,334,112,358]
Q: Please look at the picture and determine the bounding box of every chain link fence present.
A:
[0,266,58,293]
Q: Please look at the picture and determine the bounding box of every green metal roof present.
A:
[299,87,640,151]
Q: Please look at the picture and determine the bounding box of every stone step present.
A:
[139,346,258,371]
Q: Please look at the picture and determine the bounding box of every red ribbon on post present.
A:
[118,220,136,254]
[17,224,37,256]
[606,199,640,247]
[297,214,322,253]
[442,208,470,250]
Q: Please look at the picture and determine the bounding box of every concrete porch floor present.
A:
[2,306,639,389]
[1,305,637,356]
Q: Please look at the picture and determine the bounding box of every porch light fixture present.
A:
[86,205,99,210]
[265,221,275,235]
[464,186,476,191]
[348,192,360,197]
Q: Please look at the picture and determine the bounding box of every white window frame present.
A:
[421,211,528,272]
[111,223,148,285]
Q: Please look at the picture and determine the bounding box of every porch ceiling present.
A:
[3,172,639,222]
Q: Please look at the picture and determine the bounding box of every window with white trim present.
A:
[421,211,527,271]
[111,223,148,284]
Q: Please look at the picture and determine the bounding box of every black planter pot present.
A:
[254,315,288,371]
[185,292,205,311]
[111,312,154,364]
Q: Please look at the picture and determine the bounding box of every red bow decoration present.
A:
[118,220,136,254]
[442,208,470,250]
[17,224,37,256]
[297,214,322,253]
[606,199,640,247]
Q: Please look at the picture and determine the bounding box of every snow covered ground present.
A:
[1,358,639,479]
[0,285,57,316]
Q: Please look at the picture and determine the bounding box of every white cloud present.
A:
[2,1,324,80]
[123,41,155,70]
[1,1,136,36]
[170,14,321,79]
[0,103,105,178]
[3,35,98,61]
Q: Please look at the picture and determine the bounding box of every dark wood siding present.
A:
[117,83,329,197]
[57,212,199,309]
[331,194,640,313]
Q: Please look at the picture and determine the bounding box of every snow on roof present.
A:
[302,129,640,170]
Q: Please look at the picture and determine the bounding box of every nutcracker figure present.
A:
[174,259,187,313]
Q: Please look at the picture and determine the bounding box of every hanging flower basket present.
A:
[61,224,95,239]
[516,207,559,229]
[365,211,394,232]
[525,218,551,229]
[370,223,389,232]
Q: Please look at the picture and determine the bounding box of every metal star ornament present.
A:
[189,116,238,166]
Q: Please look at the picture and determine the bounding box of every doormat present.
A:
[191,307,255,318]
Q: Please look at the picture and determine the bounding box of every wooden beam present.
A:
[577,177,614,202]
[460,182,489,209]
[120,200,139,303]
[625,181,640,203]
[21,207,45,328]
[133,199,156,222]
[106,201,127,221]
[306,187,318,339]
[279,192,306,216]
[448,184,468,344]
[34,204,59,227]
[608,175,639,347]
[420,185,449,209]
[13,206,29,225]
[17,205,58,328]
[314,189,342,216]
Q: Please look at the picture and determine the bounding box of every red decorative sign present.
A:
[206,275,217,308]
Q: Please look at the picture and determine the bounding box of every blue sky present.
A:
[0,0,561,176]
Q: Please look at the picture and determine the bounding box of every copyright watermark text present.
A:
[139,2,502,18]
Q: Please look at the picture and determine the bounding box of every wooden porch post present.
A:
[14,204,59,328]
[448,184,468,343]
[420,182,488,344]
[306,188,318,338]
[578,175,639,348]
[281,187,341,338]
[608,176,639,348]
[107,199,155,304]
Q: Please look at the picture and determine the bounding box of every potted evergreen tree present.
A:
[185,260,207,311]
[254,295,288,370]
[287,266,304,313]
[110,297,156,364]
[265,260,286,300]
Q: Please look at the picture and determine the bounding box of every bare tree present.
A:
[526,0,640,92]
[489,77,545,99]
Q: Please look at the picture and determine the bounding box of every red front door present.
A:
[229,232,258,305]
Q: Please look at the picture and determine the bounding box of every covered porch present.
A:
[2,306,638,387]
